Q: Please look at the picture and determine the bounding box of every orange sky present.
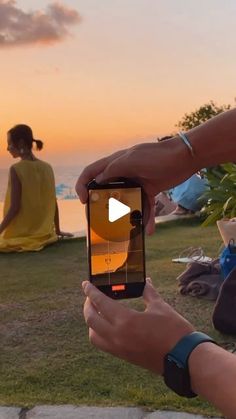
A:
[0,0,236,168]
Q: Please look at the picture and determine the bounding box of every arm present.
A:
[190,342,236,418]
[76,108,236,233]
[185,107,236,170]
[0,167,21,234]
[54,201,73,238]
[82,279,236,417]
[54,201,60,235]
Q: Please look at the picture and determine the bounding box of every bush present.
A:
[202,163,236,225]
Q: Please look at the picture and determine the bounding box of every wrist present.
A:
[163,331,215,398]
[189,341,236,416]
[189,341,222,396]
[163,136,200,184]
[170,135,200,174]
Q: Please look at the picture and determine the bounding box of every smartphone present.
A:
[87,178,146,299]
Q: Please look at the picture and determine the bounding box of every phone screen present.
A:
[87,181,145,298]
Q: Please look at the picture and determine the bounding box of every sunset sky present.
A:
[0,0,236,168]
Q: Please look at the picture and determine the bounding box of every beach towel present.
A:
[177,259,223,301]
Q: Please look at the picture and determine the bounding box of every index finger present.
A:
[75,156,110,203]
[75,149,126,203]
[82,281,127,323]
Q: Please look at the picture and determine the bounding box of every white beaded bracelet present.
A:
[177,131,195,157]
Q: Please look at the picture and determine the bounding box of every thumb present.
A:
[145,201,156,235]
[142,278,160,307]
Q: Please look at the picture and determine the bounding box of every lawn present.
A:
[0,219,232,417]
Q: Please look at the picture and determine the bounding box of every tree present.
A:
[177,101,231,131]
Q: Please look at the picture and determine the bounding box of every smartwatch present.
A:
[164,331,215,398]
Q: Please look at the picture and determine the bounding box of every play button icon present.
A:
[108,198,131,222]
[87,181,150,242]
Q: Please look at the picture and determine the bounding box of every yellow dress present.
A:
[0,159,58,252]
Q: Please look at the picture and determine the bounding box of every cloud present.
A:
[0,1,81,47]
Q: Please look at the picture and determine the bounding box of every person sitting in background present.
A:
[0,124,72,252]
[116,210,144,272]
[168,171,208,217]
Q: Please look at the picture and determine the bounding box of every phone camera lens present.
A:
[91,192,99,202]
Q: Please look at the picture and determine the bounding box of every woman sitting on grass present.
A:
[0,124,72,252]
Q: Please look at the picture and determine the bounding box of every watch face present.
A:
[164,355,196,398]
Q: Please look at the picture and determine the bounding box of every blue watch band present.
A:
[169,331,215,365]
[164,331,216,398]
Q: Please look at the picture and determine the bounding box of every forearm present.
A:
[0,207,19,234]
[189,342,236,417]
[185,108,236,169]
[54,201,60,233]
[141,108,236,193]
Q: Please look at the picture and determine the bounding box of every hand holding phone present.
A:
[87,179,146,299]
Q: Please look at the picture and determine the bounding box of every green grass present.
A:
[0,219,231,416]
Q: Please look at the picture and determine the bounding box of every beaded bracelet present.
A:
[177,131,195,157]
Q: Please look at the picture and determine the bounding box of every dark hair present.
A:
[8,124,43,151]
[130,209,142,225]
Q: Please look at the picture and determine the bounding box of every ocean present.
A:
[0,166,87,236]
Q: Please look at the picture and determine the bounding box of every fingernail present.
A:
[95,174,103,183]
[82,281,89,291]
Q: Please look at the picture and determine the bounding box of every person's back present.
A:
[2,160,57,244]
[0,124,58,252]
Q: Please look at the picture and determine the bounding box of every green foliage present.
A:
[202,163,236,226]
[177,100,231,130]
